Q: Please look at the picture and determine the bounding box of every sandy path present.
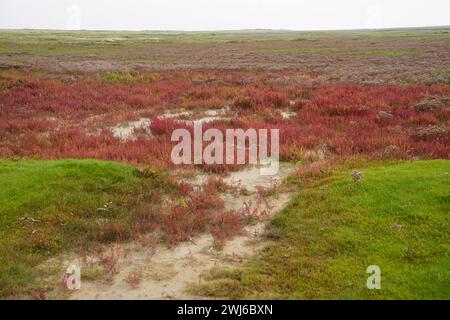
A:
[68,165,294,300]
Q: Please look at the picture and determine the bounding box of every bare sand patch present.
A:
[161,106,231,124]
[281,110,297,119]
[110,118,152,141]
[63,164,295,300]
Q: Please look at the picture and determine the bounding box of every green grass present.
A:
[0,159,170,296]
[102,71,157,84]
[195,160,450,299]
[0,27,447,57]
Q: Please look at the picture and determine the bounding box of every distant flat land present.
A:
[0,27,449,84]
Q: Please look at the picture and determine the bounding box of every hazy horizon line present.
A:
[1,25,449,33]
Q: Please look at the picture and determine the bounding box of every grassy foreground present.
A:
[197,160,450,299]
[0,159,169,296]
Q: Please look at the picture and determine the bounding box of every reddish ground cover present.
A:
[0,71,448,169]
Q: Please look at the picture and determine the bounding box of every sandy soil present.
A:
[111,118,152,141]
[64,165,294,300]
[108,106,298,141]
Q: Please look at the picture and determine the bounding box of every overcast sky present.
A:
[0,0,449,31]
